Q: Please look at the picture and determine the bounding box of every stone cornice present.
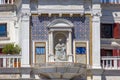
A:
[0,4,16,11]
[37,9,85,14]
[101,4,120,9]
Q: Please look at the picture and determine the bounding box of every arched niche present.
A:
[48,19,74,62]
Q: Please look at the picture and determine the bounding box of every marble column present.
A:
[48,31,54,62]
[68,31,73,62]
[20,0,31,78]
[92,14,101,68]
[20,13,30,78]
[21,14,30,67]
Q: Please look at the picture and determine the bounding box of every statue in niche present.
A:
[55,39,67,61]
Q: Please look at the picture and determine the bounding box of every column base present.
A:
[68,54,73,62]
[21,74,30,79]
[35,75,40,79]
[92,65,101,69]
[49,55,54,62]
[21,64,30,67]
[92,75,102,80]
[87,76,92,80]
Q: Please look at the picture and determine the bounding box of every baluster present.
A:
[1,0,3,4]
[102,60,105,68]
[16,58,19,68]
[115,0,117,4]
[7,0,9,4]
[110,60,112,68]
[11,0,13,4]
[118,59,120,68]
[8,58,11,68]
[4,0,5,4]
[3,58,6,67]
[114,58,117,69]
[12,58,14,68]
[106,60,108,68]
[0,0,2,4]
[0,58,1,67]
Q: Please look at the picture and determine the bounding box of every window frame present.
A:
[0,22,10,40]
[73,40,89,64]
[76,47,86,54]
[33,41,47,63]
[35,46,45,55]
[100,23,114,38]
[0,23,7,37]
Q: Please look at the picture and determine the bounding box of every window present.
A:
[35,42,46,55]
[101,24,113,38]
[75,42,87,55]
[101,23,120,39]
[35,47,45,55]
[0,24,7,37]
[101,49,113,56]
[76,47,86,54]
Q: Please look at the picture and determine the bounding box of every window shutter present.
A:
[113,23,120,39]
[113,49,118,56]
[113,49,120,56]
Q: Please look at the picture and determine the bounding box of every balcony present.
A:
[101,56,120,69]
[0,0,17,11]
[101,38,120,49]
[0,0,15,5]
[0,54,21,68]
[101,0,120,4]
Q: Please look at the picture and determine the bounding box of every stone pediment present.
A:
[48,19,74,28]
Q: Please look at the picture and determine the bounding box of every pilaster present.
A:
[48,31,54,62]
[68,31,73,62]
[20,13,30,78]
[21,13,30,67]
[21,0,30,14]
[91,69,103,80]
[92,11,101,68]
[20,0,31,67]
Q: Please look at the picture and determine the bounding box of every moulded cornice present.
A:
[101,4,120,9]
[47,19,74,28]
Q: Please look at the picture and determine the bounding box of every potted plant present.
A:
[2,43,21,55]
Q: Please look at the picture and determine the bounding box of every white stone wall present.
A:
[105,76,120,80]
[0,11,18,44]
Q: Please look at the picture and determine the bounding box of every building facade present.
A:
[0,0,120,80]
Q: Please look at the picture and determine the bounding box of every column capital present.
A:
[48,30,54,33]
[21,13,30,21]
[92,12,102,18]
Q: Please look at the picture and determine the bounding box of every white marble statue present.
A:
[55,39,67,61]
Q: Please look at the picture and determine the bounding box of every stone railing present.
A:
[0,0,15,5]
[33,62,86,68]
[0,54,21,68]
[101,56,120,69]
[101,0,120,4]
[101,38,120,45]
